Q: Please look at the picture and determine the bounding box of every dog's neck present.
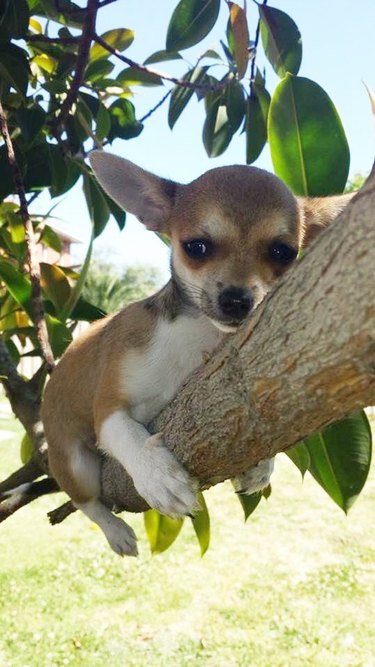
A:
[143,275,201,322]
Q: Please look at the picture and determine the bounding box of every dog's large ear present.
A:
[89,151,178,232]
[298,193,353,247]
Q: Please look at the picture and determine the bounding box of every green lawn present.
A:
[0,405,374,667]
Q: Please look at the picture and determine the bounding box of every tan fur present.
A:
[41,152,352,554]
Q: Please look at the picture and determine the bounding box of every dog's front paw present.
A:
[133,433,199,517]
[232,457,275,495]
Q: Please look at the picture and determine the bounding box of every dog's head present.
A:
[90,151,351,330]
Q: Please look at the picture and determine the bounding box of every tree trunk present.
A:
[101,180,375,512]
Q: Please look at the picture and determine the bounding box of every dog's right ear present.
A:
[89,151,178,232]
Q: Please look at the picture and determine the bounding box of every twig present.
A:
[250,0,268,87]
[0,478,59,522]
[53,0,98,132]
[139,89,172,124]
[0,103,55,373]
[28,34,80,45]
[93,33,230,93]
[0,460,43,496]
[48,500,77,524]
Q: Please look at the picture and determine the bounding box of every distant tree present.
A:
[82,262,161,313]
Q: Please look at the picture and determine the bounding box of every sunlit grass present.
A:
[0,404,374,667]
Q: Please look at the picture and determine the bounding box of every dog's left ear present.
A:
[298,193,353,247]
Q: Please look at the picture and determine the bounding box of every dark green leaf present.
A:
[83,171,110,237]
[166,0,220,51]
[245,83,270,164]
[117,67,163,87]
[0,0,30,39]
[90,29,134,61]
[237,491,262,521]
[85,59,114,83]
[259,5,302,77]
[144,49,182,65]
[30,0,85,28]
[168,66,208,129]
[268,74,350,195]
[286,441,310,477]
[144,509,184,554]
[108,99,143,142]
[104,192,126,231]
[0,43,30,97]
[39,225,63,253]
[302,411,372,512]
[191,492,210,556]
[48,147,80,198]
[203,99,233,157]
[14,105,46,146]
[45,313,72,357]
[225,79,245,132]
[23,141,52,191]
[96,102,111,142]
[0,258,32,317]
[70,296,106,322]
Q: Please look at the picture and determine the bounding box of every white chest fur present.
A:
[121,314,223,423]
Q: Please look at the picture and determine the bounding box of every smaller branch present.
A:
[28,34,80,45]
[0,103,55,373]
[48,500,77,524]
[97,0,118,6]
[0,460,42,496]
[0,478,58,523]
[139,89,172,124]
[93,34,231,93]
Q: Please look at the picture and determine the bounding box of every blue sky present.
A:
[43,0,375,276]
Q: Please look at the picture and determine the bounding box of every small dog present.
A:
[41,152,351,555]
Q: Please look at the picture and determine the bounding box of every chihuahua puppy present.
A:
[41,152,351,556]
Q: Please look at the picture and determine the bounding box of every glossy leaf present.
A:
[39,225,63,254]
[104,192,126,231]
[144,49,182,65]
[302,411,372,512]
[28,0,85,28]
[144,509,184,554]
[85,59,114,83]
[0,44,30,97]
[237,491,262,521]
[45,314,72,357]
[14,105,46,145]
[70,296,106,322]
[40,263,71,316]
[259,5,302,77]
[286,441,311,477]
[108,99,143,142]
[203,99,233,157]
[90,29,134,61]
[168,66,208,129]
[225,79,245,132]
[191,492,210,556]
[166,0,220,51]
[20,432,33,465]
[0,0,30,39]
[83,171,110,238]
[49,147,80,198]
[245,83,271,164]
[95,102,111,141]
[0,258,32,317]
[228,2,249,79]
[117,67,163,87]
[268,74,350,195]
[23,142,52,192]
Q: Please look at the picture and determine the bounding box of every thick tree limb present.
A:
[100,182,375,512]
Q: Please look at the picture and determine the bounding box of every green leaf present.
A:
[45,313,72,357]
[39,225,63,254]
[85,59,114,83]
[0,258,32,317]
[225,79,245,132]
[23,141,52,192]
[82,171,110,238]
[228,2,249,79]
[48,148,80,198]
[29,0,85,28]
[20,432,33,464]
[117,67,163,87]
[237,491,262,521]
[90,29,134,62]
[168,66,208,129]
[0,0,30,39]
[302,411,372,512]
[245,83,271,164]
[14,105,46,146]
[144,49,182,65]
[104,192,126,231]
[108,99,143,142]
[166,0,220,51]
[96,102,111,141]
[286,441,311,477]
[144,509,184,554]
[191,492,210,556]
[268,74,350,195]
[259,5,302,77]
[0,43,30,97]
[40,263,71,316]
[70,296,106,321]
[203,99,233,157]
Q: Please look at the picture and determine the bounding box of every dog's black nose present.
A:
[218,287,253,321]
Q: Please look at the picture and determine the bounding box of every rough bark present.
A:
[100,180,375,513]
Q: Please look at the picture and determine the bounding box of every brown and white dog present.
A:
[41,151,351,556]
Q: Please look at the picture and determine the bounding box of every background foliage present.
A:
[0,0,372,554]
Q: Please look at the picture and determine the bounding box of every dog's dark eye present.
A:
[183,239,213,259]
[268,242,297,265]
